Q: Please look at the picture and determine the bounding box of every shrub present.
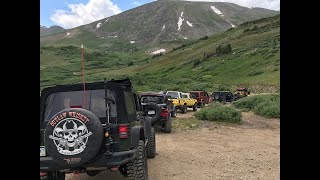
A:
[199,36,208,40]
[128,61,134,66]
[233,95,266,110]
[194,108,209,120]
[233,94,280,118]
[216,43,232,55]
[195,104,242,123]
[253,101,280,118]
[248,70,263,76]
[193,59,202,67]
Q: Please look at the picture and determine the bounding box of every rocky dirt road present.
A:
[66,110,280,180]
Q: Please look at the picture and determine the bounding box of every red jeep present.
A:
[189,91,212,108]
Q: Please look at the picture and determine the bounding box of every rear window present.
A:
[166,92,179,99]
[141,95,165,104]
[43,89,117,121]
[190,92,199,97]
[124,91,136,116]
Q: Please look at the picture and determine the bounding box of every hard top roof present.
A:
[140,92,165,96]
[41,78,132,94]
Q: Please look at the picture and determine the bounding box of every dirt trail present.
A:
[66,111,280,180]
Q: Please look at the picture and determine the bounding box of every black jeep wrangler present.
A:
[140,92,176,133]
[40,78,155,180]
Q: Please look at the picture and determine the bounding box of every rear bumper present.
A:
[40,149,137,171]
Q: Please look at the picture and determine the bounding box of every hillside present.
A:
[40,25,66,37]
[40,14,280,93]
[40,0,278,52]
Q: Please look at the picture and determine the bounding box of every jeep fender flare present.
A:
[131,126,146,149]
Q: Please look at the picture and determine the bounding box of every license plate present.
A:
[40,146,46,157]
[148,110,155,115]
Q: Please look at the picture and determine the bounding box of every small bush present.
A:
[248,70,263,76]
[233,95,267,110]
[193,59,202,67]
[254,101,280,118]
[216,43,232,55]
[199,36,208,40]
[128,61,134,66]
[195,104,242,123]
[233,94,280,118]
[194,109,208,120]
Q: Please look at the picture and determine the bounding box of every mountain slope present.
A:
[40,14,280,93]
[40,0,278,51]
[40,25,66,37]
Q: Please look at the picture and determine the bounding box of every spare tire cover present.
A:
[44,108,104,168]
[146,102,161,123]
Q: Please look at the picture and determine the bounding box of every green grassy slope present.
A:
[40,15,280,93]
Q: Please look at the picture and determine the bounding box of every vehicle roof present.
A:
[190,91,205,93]
[166,91,180,93]
[140,92,165,97]
[41,78,133,94]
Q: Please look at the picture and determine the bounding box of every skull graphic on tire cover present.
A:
[49,118,92,155]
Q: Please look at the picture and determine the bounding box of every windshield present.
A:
[166,92,179,99]
[43,89,117,121]
[141,95,164,104]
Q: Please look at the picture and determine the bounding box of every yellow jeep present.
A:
[181,93,198,111]
[165,91,198,113]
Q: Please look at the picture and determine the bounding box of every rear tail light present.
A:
[119,124,128,139]
[160,108,169,117]
[40,171,47,177]
[70,105,82,108]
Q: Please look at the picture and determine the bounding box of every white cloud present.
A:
[181,0,280,11]
[50,0,122,29]
[133,1,141,6]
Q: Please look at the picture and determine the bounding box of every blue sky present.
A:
[40,0,154,28]
[40,0,280,29]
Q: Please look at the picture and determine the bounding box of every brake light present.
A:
[40,171,47,177]
[119,124,128,138]
[70,105,82,108]
[160,108,168,117]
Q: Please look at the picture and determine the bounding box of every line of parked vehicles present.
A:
[140,88,251,133]
[40,78,250,180]
[140,90,211,133]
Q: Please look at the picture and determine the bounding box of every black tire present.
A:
[46,171,65,180]
[181,105,187,114]
[127,140,148,180]
[86,170,102,177]
[192,104,198,111]
[146,127,156,158]
[171,107,177,118]
[200,102,205,108]
[164,113,172,133]
[119,165,128,176]
[146,102,161,123]
[44,108,104,168]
